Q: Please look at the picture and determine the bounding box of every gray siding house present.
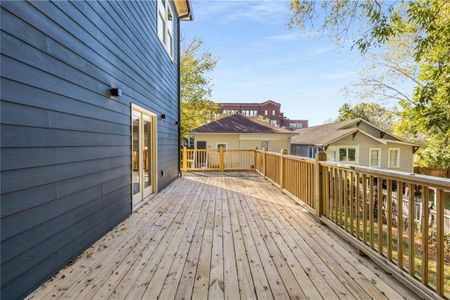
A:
[290,119,420,172]
[0,1,192,299]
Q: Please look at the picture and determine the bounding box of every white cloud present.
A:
[191,0,290,24]
[268,31,320,41]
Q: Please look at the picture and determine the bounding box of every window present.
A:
[270,120,277,126]
[216,143,227,150]
[328,151,337,161]
[338,147,357,162]
[308,146,318,158]
[265,110,268,115]
[157,0,174,59]
[272,110,276,116]
[369,148,381,167]
[388,148,400,168]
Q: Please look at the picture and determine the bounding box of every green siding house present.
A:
[290,119,420,172]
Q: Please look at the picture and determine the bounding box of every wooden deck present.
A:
[28,172,419,300]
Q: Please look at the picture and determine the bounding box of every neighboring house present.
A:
[290,119,420,172]
[217,100,308,129]
[190,114,296,152]
[0,1,192,299]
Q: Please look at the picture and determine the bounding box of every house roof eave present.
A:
[174,0,193,20]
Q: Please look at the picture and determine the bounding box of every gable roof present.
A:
[291,118,420,146]
[190,114,293,134]
[291,119,357,145]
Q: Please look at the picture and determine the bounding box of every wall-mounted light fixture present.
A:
[110,88,122,97]
[160,113,166,120]
[175,121,179,125]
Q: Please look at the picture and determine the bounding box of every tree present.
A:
[343,35,419,104]
[180,39,218,140]
[337,102,399,131]
[289,0,450,167]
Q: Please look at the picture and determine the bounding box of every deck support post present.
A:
[182,146,188,172]
[280,149,288,188]
[219,146,225,171]
[315,151,327,222]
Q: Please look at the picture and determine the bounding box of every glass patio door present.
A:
[132,105,156,207]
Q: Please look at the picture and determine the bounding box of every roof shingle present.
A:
[190,114,293,134]
[290,119,358,145]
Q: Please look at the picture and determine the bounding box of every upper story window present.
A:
[157,0,174,59]
[388,148,400,168]
[272,110,276,116]
[265,110,268,115]
[338,147,357,162]
[369,148,381,167]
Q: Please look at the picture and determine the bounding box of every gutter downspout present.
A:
[177,18,182,177]
[177,12,190,178]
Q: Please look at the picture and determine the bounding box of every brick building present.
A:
[217,100,308,129]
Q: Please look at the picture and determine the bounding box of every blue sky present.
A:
[182,0,367,126]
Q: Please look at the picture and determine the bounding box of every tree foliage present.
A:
[180,39,218,140]
[290,0,450,167]
[337,102,399,131]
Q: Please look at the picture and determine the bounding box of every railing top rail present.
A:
[320,160,450,190]
[282,154,316,163]
[184,148,256,152]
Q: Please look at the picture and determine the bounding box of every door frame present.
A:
[131,103,158,207]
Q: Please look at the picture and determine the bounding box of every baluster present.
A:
[398,181,404,269]
[378,177,383,255]
[421,185,428,285]
[387,179,393,261]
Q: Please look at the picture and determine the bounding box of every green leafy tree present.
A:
[289,0,450,167]
[181,39,218,140]
[337,102,399,131]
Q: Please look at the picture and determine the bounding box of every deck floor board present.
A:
[27,172,418,300]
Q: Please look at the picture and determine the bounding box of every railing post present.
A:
[254,147,258,170]
[182,146,188,172]
[219,146,224,171]
[315,151,327,221]
[262,147,267,176]
[280,149,288,189]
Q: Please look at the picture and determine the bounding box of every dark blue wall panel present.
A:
[0,1,180,299]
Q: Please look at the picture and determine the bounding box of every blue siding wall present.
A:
[0,1,180,299]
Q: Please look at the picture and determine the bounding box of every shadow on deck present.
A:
[28,172,418,299]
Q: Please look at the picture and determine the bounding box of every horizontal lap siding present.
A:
[0,1,179,299]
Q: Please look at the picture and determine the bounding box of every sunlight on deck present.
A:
[28,172,418,299]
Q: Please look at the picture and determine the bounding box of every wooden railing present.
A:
[181,148,450,299]
[181,147,255,171]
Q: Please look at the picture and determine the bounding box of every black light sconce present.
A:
[175,121,179,125]
[160,113,166,120]
[110,88,122,97]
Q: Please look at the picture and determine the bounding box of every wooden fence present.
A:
[181,148,450,299]
[415,166,450,178]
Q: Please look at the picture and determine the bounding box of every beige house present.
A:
[290,119,420,172]
[189,114,295,152]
